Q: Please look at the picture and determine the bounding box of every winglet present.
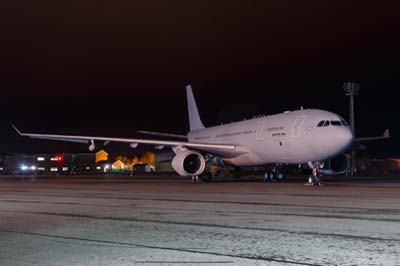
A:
[383,129,390,139]
[11,124,22,135]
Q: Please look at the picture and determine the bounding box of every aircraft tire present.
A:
[277,172,286,182]
[263,172,269,182]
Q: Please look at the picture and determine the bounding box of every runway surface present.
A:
[0,176,399,266]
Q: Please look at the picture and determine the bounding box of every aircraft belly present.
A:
[251,138,292,164]
[223,152,263,166]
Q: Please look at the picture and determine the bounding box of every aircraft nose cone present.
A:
[312,126,354,159]
[340,127,354,149]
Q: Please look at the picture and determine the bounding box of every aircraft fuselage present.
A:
[189,109,353,166]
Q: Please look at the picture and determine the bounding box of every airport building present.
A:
[0,150,174,175]
[0,152,102,175]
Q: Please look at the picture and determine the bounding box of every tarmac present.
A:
[0,175,400,266]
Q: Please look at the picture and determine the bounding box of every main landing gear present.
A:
[264,164,286,182]
[306,161,323,186]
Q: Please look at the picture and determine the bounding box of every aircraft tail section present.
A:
[186,85,205,131]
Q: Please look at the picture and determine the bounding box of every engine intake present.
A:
[172,150,206,177]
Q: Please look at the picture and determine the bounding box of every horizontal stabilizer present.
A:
[355,129,390,142]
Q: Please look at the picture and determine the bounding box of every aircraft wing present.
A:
[12,125,237,151]
[137,130,188,140]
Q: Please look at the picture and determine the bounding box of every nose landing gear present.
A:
[306,161,323,186]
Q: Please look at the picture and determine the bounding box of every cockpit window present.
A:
[318,120,346,127]
[331,120,342,126]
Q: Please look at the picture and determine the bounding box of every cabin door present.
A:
[291,115,307,138]
[256,126,264,142]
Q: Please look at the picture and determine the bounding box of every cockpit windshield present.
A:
[331,120,342,126]
[317,120,347,127]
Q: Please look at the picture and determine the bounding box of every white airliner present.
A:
[14,85,355,180]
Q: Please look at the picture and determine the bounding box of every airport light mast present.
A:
[343,82,359,176]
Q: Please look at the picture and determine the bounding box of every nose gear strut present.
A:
[306,161,323,186]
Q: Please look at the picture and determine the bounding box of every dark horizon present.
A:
[1,1,399,156]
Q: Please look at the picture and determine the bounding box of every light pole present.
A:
[343,82,359,176]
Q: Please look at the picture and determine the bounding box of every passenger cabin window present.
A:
[317,121,325,127]
[331,120,342,126]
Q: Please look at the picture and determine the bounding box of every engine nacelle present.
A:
[330,154,349,173]
[171,149,206,177]
[88,143,96,151]
[321,154,349,175]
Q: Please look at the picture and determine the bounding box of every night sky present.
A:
[1,1,399,156]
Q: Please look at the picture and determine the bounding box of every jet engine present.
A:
[171,149,206,177]
[88,141,96,152]
[321,154,349,175]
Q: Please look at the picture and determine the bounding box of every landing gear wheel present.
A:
[270,172,276,182]
[306,161,322,186]
[264,172,275,182]
[264,166,286,182]
[263,172,270,182]
[277,172,286,182]
[306,175,321,186]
